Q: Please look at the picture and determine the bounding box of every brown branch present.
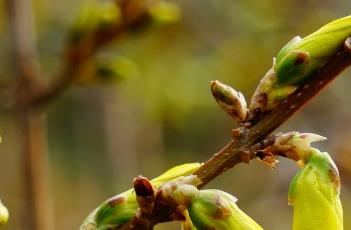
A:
[5,0,42,83]
[5,1,54,230]
[121,37,351,229]
[195,40,351,186]
[5,0,44,110]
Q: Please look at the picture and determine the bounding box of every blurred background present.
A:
[0,0,351,229]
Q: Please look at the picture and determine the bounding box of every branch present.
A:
[5,0,41,81]
[5,1,54,230]
[5,0,43,109]
[121,37,351,229]
[31,0,153,108]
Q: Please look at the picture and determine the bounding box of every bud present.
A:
[211,80,248,122]
[74,55,138,85]
[96,2,121,31]
[272,132,343,229]
[0,200,9,226]
[80,163,201,229]
[249,67,297,115]
[68,3,99,46]
[134,176,155,214]
[188,189,263,230]
[288,149,343,230]
[275,15,351,86]
[273,132,326,166]
[68,2,121,46]
[149,2,181,24]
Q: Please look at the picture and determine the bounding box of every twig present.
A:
[31,0,153,108]
[122,37,351,229]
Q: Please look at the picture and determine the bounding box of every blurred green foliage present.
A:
[0,0,351,229]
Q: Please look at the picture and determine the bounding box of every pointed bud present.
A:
[211,80,248,122]
[249,67,277,114]
[134,176,155,214]
[273,132,326,165]
[0,200,8,226]
[188,189,263,230]
[288,149,343,230]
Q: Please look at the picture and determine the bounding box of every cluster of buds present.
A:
[79,163,201,230]
[250,15,351,116]
[80,132,344,230]
[158,176,263,230]
[212,16,351,124]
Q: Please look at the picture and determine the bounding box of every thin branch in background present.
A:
[32,0,153,108]
[3,1,169,229]
[5,1,54,230]
[5,0,41,83]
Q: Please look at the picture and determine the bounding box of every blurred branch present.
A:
[5,0,42,83]
[5,1,53,230]
[121,38,351,229]
[5,0,43,109]
[32,0,153,107]
[1,0,155,110]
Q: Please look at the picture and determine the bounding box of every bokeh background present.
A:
[0,0,351,229]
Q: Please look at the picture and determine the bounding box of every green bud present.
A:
[73,55,138,85]
[249,67,297,113]
[0,200,9,226]
[211,80,248,122]
[68,3,99,45]
[149,2,181,24]
[96,2,121,31]
[272,132,343,229]
[188,189,263,230]
[80,163,201,229]
[69,2,121,46]
[93,56,137,84]
[288,149,343,230]
[275,15,351,86]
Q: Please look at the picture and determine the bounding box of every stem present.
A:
[195,41,351,186]
[122,38,351,229]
